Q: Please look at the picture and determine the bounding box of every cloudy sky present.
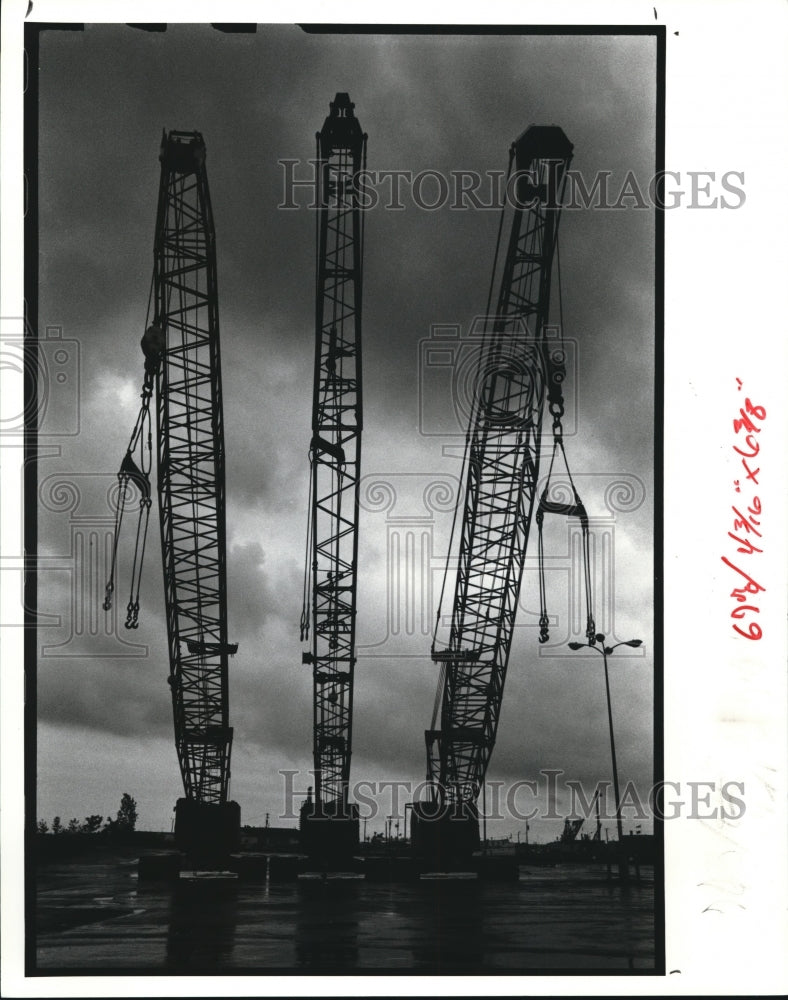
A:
[35,23,656,840]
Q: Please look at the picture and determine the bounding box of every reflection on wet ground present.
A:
[35,850,657,973]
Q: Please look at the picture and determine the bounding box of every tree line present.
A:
[37,793,138,835]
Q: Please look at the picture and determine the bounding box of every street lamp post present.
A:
[568,632,642,880]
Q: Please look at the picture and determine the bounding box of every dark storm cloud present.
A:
[40,25,656,469]
[35,532,289,727]
[38,651,173,739]
[37,24,656,826]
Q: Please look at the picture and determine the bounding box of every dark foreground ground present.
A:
[33,847,657,974]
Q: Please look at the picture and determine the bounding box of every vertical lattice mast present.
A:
[304,94,366,814]
[428,126,573,807]
[154,131,236,807]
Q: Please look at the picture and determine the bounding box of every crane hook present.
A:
[125,600,140,629]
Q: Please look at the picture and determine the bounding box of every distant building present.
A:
[241,826,300,851]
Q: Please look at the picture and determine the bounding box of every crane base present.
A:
[410,801,480,868]
[174,798,241,861]
[299,802,360,863]
[138,851,182,882]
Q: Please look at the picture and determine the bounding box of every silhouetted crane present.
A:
[411,126,582,866]
[299,94,367,860]
[105,131,239,860]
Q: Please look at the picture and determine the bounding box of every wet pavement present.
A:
[34,849,657,973]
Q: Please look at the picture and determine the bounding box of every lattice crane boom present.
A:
[427,126,573,810]
[105,130,239,855]
[153,131,237,811]
[301,94,366,819]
